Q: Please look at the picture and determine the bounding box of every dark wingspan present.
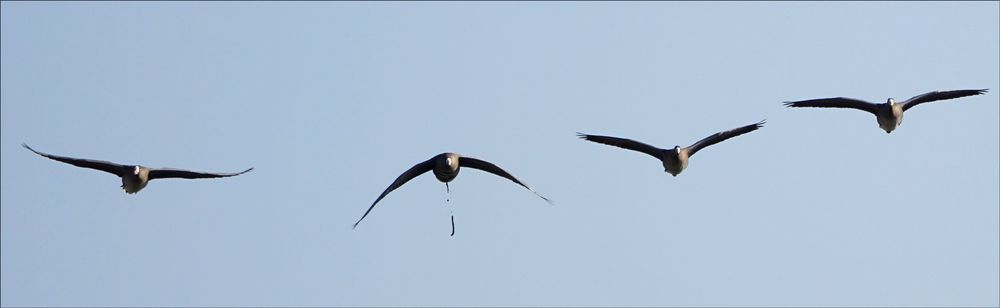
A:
[686,120,765,156]
[900,89,988,111]
[783,97,881,115]
[353,158,436,229]
[148,167,253,180]
[576,133,664,160]
[458,156,552,204]
[22,143,128,176]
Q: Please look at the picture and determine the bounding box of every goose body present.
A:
[432,153,461,183]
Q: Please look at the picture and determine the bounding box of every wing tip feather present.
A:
[22,143,40,154]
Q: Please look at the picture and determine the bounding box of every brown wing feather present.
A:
[576,133,664,161]
[900,89,988,111]
[458,156,551,204]
[353,158,435,229]
[148,167,253,180]
[783,97,880,115]
[686,120,764,157]
[22,143,128,176]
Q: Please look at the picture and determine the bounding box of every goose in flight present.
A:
[578,120,764,176]
[783,89,988,134]
[353,152,550,230]
[23,144,253,194]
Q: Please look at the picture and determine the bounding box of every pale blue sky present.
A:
[2,2,998,307]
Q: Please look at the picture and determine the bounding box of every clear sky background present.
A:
[2,2,998,307]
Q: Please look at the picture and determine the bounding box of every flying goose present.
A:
[352,152,551,230]
[577,120,764,176]
[783,89,988,133]
[23,144,253,194]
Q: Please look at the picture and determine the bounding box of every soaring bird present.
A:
[577,120,764,176]
[783,89,988,134]
[353,152,550,231]
[23,144,253,194]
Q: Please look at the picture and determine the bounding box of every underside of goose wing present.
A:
[353,158,435,229]
[459,156,551,204]
[22,143,128,176]
[576,133,664,161]
[148,167,253,180]
[783,97,881,115]
[686,120,765,157]
[900,89,988,111]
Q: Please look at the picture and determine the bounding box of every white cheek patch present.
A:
[134,166,141,175]
[447,157,453,166]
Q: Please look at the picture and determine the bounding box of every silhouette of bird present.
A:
[23,143,252,194]
[353,152,550,230]
[578,120,764,176]
[784,89,987,133]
